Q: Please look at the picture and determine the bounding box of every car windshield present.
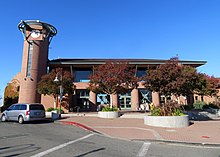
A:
[29,104,45,110]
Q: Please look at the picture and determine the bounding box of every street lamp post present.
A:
[54,74,63,118]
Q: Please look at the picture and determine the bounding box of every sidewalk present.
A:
[58,112,220,146]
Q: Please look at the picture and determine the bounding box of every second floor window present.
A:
[136,69,147,78]
[75,70,92,82]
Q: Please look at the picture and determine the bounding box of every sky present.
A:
[0,0,220,103]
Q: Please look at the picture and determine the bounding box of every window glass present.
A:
[79,90,89,97]
[20,105,27,110]
[136,69,147,78]
[160,94,171,104]
[29,104,45,110]
[97,93,110,105]
[139,89,152,104]
[119,90,132,109]
[14,105,20,110]
[75,70,91,82]
[26,43,33,77]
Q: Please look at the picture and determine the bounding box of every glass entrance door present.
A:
[76,90,90,111]
[119,91,131,109]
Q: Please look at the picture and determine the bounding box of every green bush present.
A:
[101,106,118,112]
[193,101,206,109]
[171,108,185,116]
[47,107,56,112]
[150,108,161,116]
[47,107,64,113]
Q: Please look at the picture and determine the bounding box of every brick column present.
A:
[152,92,160,107]
[89,91,97,111]
[131,89,139,111]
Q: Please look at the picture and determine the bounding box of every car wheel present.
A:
[1,114,6,122]
[18,116,24,124]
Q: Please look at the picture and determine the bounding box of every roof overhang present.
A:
[48,58,206,68]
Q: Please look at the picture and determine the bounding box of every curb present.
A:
[133,139,220,147]
[58,120,220,147]
[60,121,101,134]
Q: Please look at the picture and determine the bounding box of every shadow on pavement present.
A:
[186,110,219,121]
[74,148,105,157]
[24,118,55,124]
[0,144,41,157]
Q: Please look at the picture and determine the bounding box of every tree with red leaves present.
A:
[143,57,219,104]
[37,68,74,108]
[88,61,139,108]
[143,58,200,103]
[195,73,219,98]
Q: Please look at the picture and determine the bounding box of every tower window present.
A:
[26,42,33,77]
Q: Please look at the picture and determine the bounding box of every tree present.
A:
[4,80,19,99]
[142,57,201,103]
[2,80,19,111]
[172,65,199,97]
[88,61,139,108]
[37,68,74,108]
[143,57,219,105]
[195,73,219,99]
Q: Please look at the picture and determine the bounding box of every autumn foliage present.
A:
[142,57,219,101]
[194,73,219,97]
[88,61,139,107]
[37,68,74,104]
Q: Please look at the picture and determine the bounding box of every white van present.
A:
[1,103,45,124]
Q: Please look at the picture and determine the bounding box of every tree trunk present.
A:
[110,94,113,108]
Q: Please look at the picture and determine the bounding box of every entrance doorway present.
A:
[76,90,90,111]
[119,91,131,110]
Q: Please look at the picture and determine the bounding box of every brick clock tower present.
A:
[18,20,57,103]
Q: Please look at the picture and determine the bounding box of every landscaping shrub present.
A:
[150,102,185,116]
[150,108,161,116]
[193,101,206,109]
[101,106,118,112]
[47,107,64,113]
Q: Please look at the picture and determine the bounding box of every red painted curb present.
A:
[60,121,95,132]
[201,136,210,139]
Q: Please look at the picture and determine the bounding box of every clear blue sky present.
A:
[0,0,220,101]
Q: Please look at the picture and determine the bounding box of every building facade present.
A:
[40,59,207,112]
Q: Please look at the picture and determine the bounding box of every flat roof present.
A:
[48,58,206,68]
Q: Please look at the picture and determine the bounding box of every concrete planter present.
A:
[46,111,60,120]
[144,115,189,128]
[98,111,119,118]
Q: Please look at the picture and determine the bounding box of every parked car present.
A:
[1,103,46,124]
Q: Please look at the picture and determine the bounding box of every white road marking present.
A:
[136,142,151,157]
[30,133,94,157]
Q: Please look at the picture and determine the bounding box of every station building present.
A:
[43,58,206,112]
[7,20,215,113]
